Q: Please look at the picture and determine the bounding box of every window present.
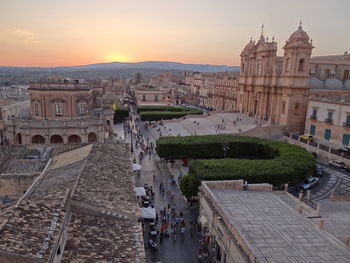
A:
[55,104,62,116]
[79,103,86,115]
[312,108,318,119]
[346,115,350,126]
[155,95,158,101]
[310,125,316,136]
[142,95,146,101]
[344,70,349,80]
[34,103,39,115]
[241,63,245,73]
[327,111,334,122]
[298,59,305,72]
[285,58,291,72]
[325,69,330,78]
[342,134,350,146]
[324,129,331,141]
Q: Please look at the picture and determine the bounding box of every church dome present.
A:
[309,77,323,89]
[289,25,310,42]
[344,79,350,89]
[324,78,343,90]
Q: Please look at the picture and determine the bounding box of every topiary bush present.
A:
[156,135,315,199]
[138,106,202,121]
[137,105,195,112]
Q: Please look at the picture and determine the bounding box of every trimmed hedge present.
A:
[114,108,129,123]
[140,106,203,121]
[140,109,202,121]
[137,105,194,113]
[157,135,315,199]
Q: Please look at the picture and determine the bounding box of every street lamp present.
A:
[222,142,230,158]
[130,131,134,153]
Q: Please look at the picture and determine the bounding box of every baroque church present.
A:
[238,23,313,132]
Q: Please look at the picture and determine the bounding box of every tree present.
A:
[134,72,143,84]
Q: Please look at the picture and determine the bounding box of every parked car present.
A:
[300,134,314,141]
[338,146,350,153]
[314,164,323,177]
[301,177,320,190]
[329,160,346,169]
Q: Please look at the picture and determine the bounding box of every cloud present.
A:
[8,28,39,44]
[9,29,35,36]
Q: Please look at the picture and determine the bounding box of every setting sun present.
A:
[104,54,131,63]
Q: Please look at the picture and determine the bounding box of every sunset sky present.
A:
[0,0,349,67]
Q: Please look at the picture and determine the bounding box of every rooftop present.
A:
[0,143,145,262]
[203,182,350,263]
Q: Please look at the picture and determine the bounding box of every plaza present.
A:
[147,112,268,139]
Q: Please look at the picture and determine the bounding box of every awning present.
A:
[135,187,146,196]
[133,163,142,171]
[200,215,209,228]
[141,207,156,219]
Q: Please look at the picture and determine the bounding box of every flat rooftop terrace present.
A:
[210,188,350,263]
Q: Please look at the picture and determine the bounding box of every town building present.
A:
[0,85,29,101]
[3,75,114,144]
[133,83,172,106]
[0,99,30,144]
[208,72,239,111]
[0,143,146,263]
[0,145,48,201]
[199,180,350,263]
[305,94,350,147]
[238,24,350,133]
[238,24,313,132]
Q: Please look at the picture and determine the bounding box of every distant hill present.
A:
[0,61,239,72]
[0,61,240,85]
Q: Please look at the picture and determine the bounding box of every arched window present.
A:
[298,59,305,72]
[241,63,245,73]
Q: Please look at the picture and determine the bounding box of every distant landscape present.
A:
[0,61,240,85]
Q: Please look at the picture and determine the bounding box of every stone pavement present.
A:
[148,112,267,139]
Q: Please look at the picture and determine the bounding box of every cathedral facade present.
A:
[238,24,313,132]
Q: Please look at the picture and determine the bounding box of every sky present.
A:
[0,0,349,67]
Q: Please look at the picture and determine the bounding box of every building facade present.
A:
[238,24,313,132]
[305,95,350,146]
[133,84,172,106]
[208,72,239,111]
[3,75,114,144]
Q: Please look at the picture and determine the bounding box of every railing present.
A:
[342,122,350,128]
[324,118,333,124]
[309,115,317,121]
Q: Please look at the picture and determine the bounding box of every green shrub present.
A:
[139,109,202,121]
[137,105,194,112]
[156,135,315,198]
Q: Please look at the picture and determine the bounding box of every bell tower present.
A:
[279,23,314,132]
[281,22,314,87]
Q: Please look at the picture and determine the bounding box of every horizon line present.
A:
[0,60,240,68]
